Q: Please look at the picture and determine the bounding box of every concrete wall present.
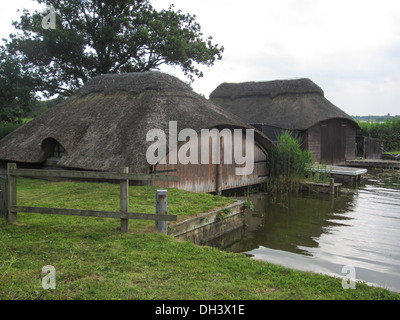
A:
[168,201,246,244]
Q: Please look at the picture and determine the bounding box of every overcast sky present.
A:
[1,0,400,116]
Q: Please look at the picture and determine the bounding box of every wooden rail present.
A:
[7,168,179,181]
[12,206,176,221]
[3,163,178,233]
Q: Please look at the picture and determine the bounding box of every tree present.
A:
[5,0,224,96]
[0,48,37,123]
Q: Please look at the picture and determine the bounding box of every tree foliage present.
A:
[0,48,38,123]
[4,0,224,96]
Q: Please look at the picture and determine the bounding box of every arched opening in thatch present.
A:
[41,137,66,161]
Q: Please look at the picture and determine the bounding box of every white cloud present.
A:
[153,0,400,115]
[1,0,400,115]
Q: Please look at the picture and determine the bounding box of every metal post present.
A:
[155,190,168,234]
[120,167,129,233]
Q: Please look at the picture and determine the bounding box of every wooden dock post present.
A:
[216,163,222,196]
[7,163,17,223]
[120,167,129,233]
[329,178,335,196]
[155,190,168,234]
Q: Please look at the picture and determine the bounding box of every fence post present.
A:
[7,163,17,223]
[0,172,8,220]
[155,190,168,234]
[120,167,129,233]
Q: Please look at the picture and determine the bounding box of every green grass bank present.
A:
[1,178,399,300]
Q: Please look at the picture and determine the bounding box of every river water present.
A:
[209,170,400,292]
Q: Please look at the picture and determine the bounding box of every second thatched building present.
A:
[210,78,360,165]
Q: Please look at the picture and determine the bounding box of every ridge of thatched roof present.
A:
[0,72,274,172]
[76,71,193,97]
[210,78,324,100]
[209,78,359,130]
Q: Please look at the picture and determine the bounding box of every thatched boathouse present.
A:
[0,72,274,193]
[210,78,360,165]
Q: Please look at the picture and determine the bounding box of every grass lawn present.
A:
[1,178,399,300]
[15,177,236,229]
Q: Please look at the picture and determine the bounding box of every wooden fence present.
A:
[0,163,178,233]
[0,173,8,220]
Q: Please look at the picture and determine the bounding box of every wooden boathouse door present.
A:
[320,120,346,164]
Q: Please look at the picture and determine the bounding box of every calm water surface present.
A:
[210,170,400,292]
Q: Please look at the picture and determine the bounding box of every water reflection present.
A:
[210,191,357,255]
[209,170,400,292]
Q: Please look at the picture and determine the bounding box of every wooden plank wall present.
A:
[154,130,269,193]
[364,137,384,159]
[308,119,357,165]
[345,122,357,161]
[307,124,321,163]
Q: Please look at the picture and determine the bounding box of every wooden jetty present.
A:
[301,180,342,196]
[346,159,400,170]
[309,164,367,183]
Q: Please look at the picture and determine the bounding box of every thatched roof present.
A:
[0,72,274,172]
[210,78,359,130]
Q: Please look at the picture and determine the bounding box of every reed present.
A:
[267,131,313,194]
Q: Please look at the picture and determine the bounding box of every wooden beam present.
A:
[120,167,129,233]
[216,164,221,196]
[8,168,178,182]
[330,178,335,195]
[0,176,9,220]
[7,163,17,223]
[13,206,177,221]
